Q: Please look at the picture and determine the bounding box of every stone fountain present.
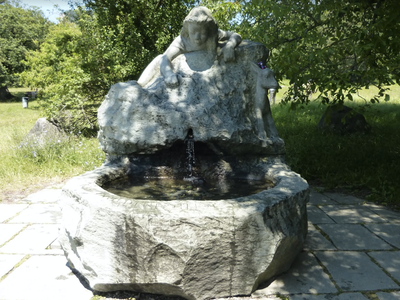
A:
[58,7,308,300]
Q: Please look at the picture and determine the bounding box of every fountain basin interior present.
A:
[58,37,309,300]
[103,176,274,201]
[59,152,309,300]
[101,142,276,200]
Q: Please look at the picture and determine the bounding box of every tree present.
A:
[21,20,95,132]
[235,0,400,105]
[191,0,242,32]
[0,0,50,100]
[21,1,197,134]
[80,0,197,80]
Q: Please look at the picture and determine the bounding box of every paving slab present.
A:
[315,251,398,292]
[363,204,400,223]
[369,251,400,282]
[364,224,400,248]
[0,224,61,255]
[317,224,393,250]
[0,224,26,246]
[307,206,335,224]
[304,223,336,251]
[375,291,400,300]
[49,237,63,250]
[8,203,61,224]
[0,204,29,223]
[1,187,399,300]
[252,252,337,296]
[323,193,366,205]
[309,190,338,205]
[20,188,62,204]
[319,205,387,224]
[0,255,93,300]
[289,292,369,300]
[0,254,25,278]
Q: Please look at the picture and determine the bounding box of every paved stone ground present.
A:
[0,187,399,300]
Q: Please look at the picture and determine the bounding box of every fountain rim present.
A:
[61,158,309,213]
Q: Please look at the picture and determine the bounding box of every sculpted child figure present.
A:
[137,6,242,88]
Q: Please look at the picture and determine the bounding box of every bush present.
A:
[0,101,105,201]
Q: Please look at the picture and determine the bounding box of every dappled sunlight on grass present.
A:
[271,85,400,207]
[273,80,400,106]
[0,101,105,202]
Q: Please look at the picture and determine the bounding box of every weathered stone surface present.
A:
[58,158,309,300]
[24,117,65,145]
[61,13,308,299]
[317,104,371,134]
[97,41,284,157]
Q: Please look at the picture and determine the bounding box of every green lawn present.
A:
[1,86,399,208]
[272,83,400,208]
[0,88,105,202]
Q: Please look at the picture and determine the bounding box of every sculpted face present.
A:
[188,22,208,46]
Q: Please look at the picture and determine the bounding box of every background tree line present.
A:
[1,0,399,135]
[0,0,50,99]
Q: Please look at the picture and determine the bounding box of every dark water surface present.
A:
[104,176,274,200]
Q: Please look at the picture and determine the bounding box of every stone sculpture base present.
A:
[58,156,309,300]
[97,41,285,157]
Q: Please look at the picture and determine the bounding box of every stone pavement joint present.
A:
[0,187,399,300]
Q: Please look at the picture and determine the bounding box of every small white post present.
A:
[269,89,276,105]
[22,97,29,108]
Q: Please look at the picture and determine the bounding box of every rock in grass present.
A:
[24,118,66,145]
[317,104,371,134]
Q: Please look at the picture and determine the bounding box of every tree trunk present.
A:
[0,86,14,101]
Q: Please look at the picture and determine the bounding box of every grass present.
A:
[272,82,400,208]
[1,85,399,208]
[0,88,105,202]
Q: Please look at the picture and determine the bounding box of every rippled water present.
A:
[103,176,274,200]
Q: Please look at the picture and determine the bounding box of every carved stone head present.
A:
[180,6,219,52]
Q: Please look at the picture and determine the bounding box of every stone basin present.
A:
[58,156,309,300]
[59,30,309,300]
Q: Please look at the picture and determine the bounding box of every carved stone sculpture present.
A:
[59,6,309,300]
[138,6,242,88]
[98,40,285,158]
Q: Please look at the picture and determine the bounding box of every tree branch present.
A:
[155,0,163,10]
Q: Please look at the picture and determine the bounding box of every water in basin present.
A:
[104,176,274,200]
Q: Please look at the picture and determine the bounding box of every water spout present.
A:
[185,129,195,178]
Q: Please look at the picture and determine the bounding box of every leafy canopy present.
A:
[235,0,400,105]
[21,0,400,133]
[21,0,196,134]
[80,0,197,79]
[0,0,49,96]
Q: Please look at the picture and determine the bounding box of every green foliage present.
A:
[0,100,105,201]
[90,296,105,300]
[198,0,242,30]
[14,133,104,175]
[81,0,196,76]
[21,1,196,134]
[272,94,400,208]
[0,0,50,97]
[20,20,99,135]
[236,0,400,106]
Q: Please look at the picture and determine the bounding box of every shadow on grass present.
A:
[272,101,400,209]
[1,88,38,104]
